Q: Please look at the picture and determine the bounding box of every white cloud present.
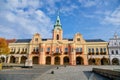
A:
[78,0,97,7]
[102,6,120,26]
[0,0,53,39]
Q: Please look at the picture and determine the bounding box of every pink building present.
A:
[7,15,109,65]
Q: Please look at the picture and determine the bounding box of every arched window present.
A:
[57,34,59,40]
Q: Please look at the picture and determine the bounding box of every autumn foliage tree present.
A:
[0,38,9,55]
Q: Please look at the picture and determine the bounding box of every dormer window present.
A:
[77,38,80,41]
[35,38,38,42]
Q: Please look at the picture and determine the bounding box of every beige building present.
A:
[7,15,109,65]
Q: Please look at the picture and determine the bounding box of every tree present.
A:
[0,38,10,55]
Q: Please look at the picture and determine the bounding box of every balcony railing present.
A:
[76,52,82,55]
[32,51,39,54]
[88,52,95,55]
[88,52,107,55]
[64,52,68,55]
[53,53,62,56]
[100,52,107,55]
[46,52,50,55]
[21,52,27,54]
[10,52,15,54]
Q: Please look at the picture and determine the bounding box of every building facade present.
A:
[7,15,109,65]
[108,33,120,65]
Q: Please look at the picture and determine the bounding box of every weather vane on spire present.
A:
[57,8,60,16]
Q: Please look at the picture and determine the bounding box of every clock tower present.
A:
[53,14,63,40]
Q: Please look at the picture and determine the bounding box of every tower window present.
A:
[57,34,59,40]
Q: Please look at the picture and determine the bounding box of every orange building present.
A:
[7,15,109,65]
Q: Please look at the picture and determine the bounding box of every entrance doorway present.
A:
[46,56,51,65]
[32,56,39,64]
[76,57,84,65]
[54,56,60,65]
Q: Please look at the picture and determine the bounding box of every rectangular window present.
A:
[116,50,118,54]
[88,48,91,53]
[65,48,68,52]
[79,48,82,52]
[25,48,27,52]
[104,48,106,52]
[76,48,79,52]
[47,47,50,52]
[92,48,94,53]
[56,48,59,53]
[96,48,98,53]
[111,50,114,54]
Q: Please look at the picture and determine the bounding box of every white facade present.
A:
[7,40,30,64]
[108,33,120,65]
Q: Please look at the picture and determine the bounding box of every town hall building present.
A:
[7,15,109,65]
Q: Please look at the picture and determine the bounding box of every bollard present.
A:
[51,71,54,74]
[57,67,59,69]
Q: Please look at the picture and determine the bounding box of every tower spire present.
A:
[54,11,62,29]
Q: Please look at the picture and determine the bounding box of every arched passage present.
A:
[20,56,27,64]
[46,56,51,65]
[10,56,16,63]
[54,56,60,65]
[63,56,69,65]
[88,58,95,65]
[112,58,119,65]
[76,56,84,65]
[0,57,5,63]
[32,56,39,64]
[101,57,109,65]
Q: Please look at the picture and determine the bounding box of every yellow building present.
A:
[7,15,109,65]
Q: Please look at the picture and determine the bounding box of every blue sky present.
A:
[0,0,120,41]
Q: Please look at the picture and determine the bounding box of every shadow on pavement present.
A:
[83,71,110,80]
